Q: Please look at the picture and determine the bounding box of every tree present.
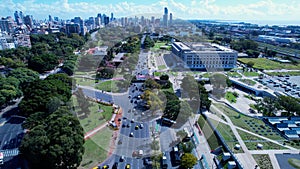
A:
[20,74,72,116]
[160,74,169,81]
[278,96,300,115]
[20,107,84,169]
[246,61,255,68]
[144,78,161,89]
[180,153,197,169]
[8,68,39,89]
[28,53,59,73]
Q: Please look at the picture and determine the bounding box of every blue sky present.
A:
[1,0,300,24]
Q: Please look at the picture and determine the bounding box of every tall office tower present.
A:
[24,15,33,28]
[124,17,128,26]
[0,18,14,33]
[163,7,168,27]
[66,23,80,35]
[151,16,155,24]
[54,17,59,22]
[141,16,145,26]
[74,17,85,35]
[111,13,114,21]
[14,11,21,25]
[101,14,106,24]
[104,16,109,25]
[95,16,101,27]
[19,11,24,21]
[49,15,53,22]
[169,13,173,26]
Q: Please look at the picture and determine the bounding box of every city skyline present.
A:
[1,0,300,25]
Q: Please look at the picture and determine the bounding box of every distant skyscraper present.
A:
[24,15,33,28]
[54,17,59,22]
[74,17,85,35]
[49,15,53,22]
[163,7,168,27]
[104,16,109,25]
[0,17,14,33]
[14,11,21,25]
[111,13,114,21]
[66,23,80,35]
[169,13,173,26]
[151,16,155,24]
[19,11,24,21]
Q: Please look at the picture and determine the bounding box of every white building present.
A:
[171,42,238,70]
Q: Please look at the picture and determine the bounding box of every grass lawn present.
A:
[225,92,237,103]
[158,65,167,70]
[209,118,244,153]
[197,115,221,150]
[242,71,260,77]
[154,42,167,49]
[238,58,300,70]
[76,99,113,132]
[79,127,113,169]
[213,103,284,141]
[75,77,96,86]
[237,129,287,150]
[239,79,256,86]
[227,72,242,78]
[153,72,162,76]
[82,102,113,132]
[95,80,125,93]
[253,154,273,169]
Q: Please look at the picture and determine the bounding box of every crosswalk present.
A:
[1,149,19,157]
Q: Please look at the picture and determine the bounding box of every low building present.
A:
[171,41,237,70]
[265,117,300,140]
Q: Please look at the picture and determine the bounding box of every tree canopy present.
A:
[180,153,197,169]
[20,107,84,169]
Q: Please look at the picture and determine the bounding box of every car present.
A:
[139,123,144,129]
[112,162,118,169]
[129,132,134,137]
[122,123,126,128]
[125,164,131,169]
[135,125,139,130]
[92,167,99,169]
[102,165,109,169]
[131,119,135,123]
[120,155,125,162]
[127,123,131,128]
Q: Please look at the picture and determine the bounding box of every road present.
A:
[0,106,25,169]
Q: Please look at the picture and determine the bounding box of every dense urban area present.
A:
[0,4,300,169]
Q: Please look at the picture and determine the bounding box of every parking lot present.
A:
[258,75,300,98]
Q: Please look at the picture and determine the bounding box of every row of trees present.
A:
[255,95,300,116]
[19,73,85,169]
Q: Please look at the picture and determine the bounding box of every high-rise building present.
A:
[151,16,155,24]
[0,17,14,33]
[66,23,80,35]
[74,17,85,35]
[104,16,109,25]
[111,13,114,21]
[163,7,168,27]
[95,16,101,27]
[49,15,53,22]
[54,17,59,22]
[14,11,21,25]
[23,15,33,28]
[169,13,173,26]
